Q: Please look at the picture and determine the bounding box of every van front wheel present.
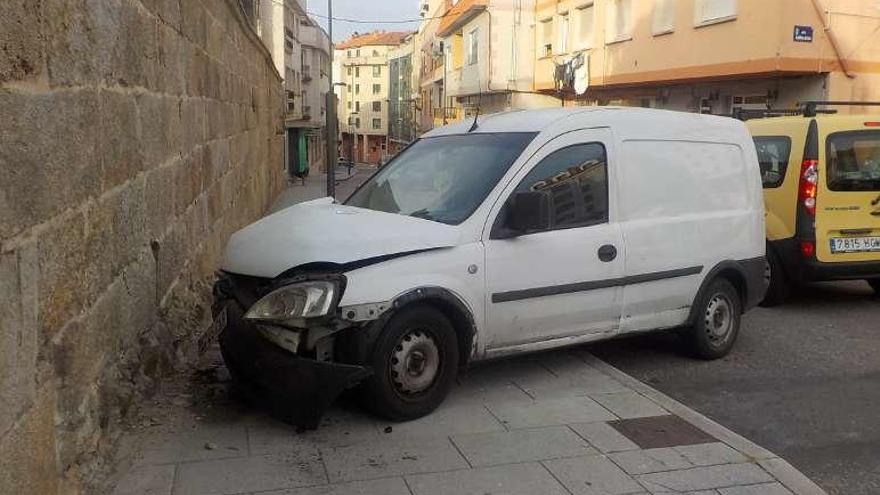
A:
[358,305,459,421]
[687,278,741,360]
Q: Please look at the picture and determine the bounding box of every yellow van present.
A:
[747,102,880,305]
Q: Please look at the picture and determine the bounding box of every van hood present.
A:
[221,198,461,278]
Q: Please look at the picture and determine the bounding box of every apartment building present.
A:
[257,0,331,176]
[435,0,559,125]
[534,0,880,115]
[389,34,419,145]
[335,31,412,165]
[416,0,449,132]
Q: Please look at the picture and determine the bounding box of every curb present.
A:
[582,353,828,495]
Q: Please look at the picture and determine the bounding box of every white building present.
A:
[257,0,331,175]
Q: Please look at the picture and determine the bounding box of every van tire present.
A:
[687,278,742,360]
[867,279,880,295]
[358,305,459,421]
[760,250,789,307]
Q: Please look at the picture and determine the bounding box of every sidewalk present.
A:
[107,179,827,495]
[270,165,373,212]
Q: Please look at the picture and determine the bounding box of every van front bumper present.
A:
[217,301,371,429]
[772,239,880,282]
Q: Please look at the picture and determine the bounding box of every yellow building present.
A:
[533,0,880,114]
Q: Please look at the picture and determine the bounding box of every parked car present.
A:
[213,108,766,427]
[747,102,880,305]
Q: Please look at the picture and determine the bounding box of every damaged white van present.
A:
[214,108,766,427]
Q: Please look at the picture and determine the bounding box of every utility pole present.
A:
[324,0,337,198]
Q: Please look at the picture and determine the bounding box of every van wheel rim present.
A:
[390,330,440,394]
[704,294,732,343]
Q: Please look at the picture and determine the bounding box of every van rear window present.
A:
[753,136,791,188]
[827,130,880,191]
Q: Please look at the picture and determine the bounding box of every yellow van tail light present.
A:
[798,159,819,217]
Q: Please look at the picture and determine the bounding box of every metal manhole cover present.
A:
[608,415,717,449]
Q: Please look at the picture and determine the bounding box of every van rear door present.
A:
[816,118,880,263]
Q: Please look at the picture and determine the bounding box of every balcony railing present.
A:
[433,107,462,120]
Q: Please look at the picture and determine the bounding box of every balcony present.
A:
[302,66,312,82]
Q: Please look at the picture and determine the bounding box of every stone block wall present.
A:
[0,1,285,492]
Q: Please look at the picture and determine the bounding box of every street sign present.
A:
[793,25,813,43]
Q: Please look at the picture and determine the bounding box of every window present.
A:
[826,131,880,191]
[373,65,381,77]
[576,3,595,48]
[606,0,632,43]
[356,49,361,56]
[373,49,380,57]
[355,84,360,94]
[372,101,381,112]
[372,118,381,129]
[347,101,352,109]
[355,101,360,112]
[510,143,608,232]
[347,50,353,57]
[372,84,381,94]
[694,0,736,26]
[558,13,569,54]
[653,0,675,35]
[355,66,360,77]
[467,28,479,65]
[540,18,553,57]
[347,67,352,76]
[345,133,537,225]
[355,117,361,128]
[753,137,791,188]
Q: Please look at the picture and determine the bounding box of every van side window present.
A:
[513,143,608,231]
[753,136,791,188]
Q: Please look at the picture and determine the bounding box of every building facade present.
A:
[258,0,331,176]
[435,0,559,125]
[533,0,880,115]
[389,34,418,145]
[335,31,412,165]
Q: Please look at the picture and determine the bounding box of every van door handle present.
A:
[598,244,618,262]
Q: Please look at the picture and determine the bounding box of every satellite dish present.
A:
[574,55,589,95]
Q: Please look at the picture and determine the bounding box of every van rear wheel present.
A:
[759,250,789,307]
[358,305,459,421]
[687,278,741,360]
[867,279,880,295]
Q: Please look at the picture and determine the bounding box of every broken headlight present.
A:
[244,281,337,322]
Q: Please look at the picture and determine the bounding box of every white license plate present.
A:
[830,236,880,253]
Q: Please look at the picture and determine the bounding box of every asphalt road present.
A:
[590,281,880,495]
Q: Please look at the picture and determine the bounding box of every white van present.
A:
[215,108,766,427]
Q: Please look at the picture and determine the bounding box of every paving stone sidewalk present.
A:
[108,174,826,495]
[111,346,825,495]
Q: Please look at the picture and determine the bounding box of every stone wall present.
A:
[0,1,285,492]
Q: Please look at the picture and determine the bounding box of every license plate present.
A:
[830,236,880,253]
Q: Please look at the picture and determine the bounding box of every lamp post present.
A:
[324,0,337,198]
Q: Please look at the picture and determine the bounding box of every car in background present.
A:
[747,101,880,305]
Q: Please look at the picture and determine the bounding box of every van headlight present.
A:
[244,281,337,321]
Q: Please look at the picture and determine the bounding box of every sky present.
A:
[306,0,421,42]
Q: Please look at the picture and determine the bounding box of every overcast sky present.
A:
[306,0,421,42]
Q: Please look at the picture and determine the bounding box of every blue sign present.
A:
[794,25,813,42]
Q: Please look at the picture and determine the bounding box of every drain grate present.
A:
[608,415,718,449]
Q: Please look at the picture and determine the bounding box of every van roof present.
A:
[422,107,747,142]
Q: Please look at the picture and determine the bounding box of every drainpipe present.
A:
[809,0,855,78]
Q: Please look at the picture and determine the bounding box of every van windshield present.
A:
[827,130,880,191]
[345,133,536,225]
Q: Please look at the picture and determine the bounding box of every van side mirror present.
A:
[503,191,550,236]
